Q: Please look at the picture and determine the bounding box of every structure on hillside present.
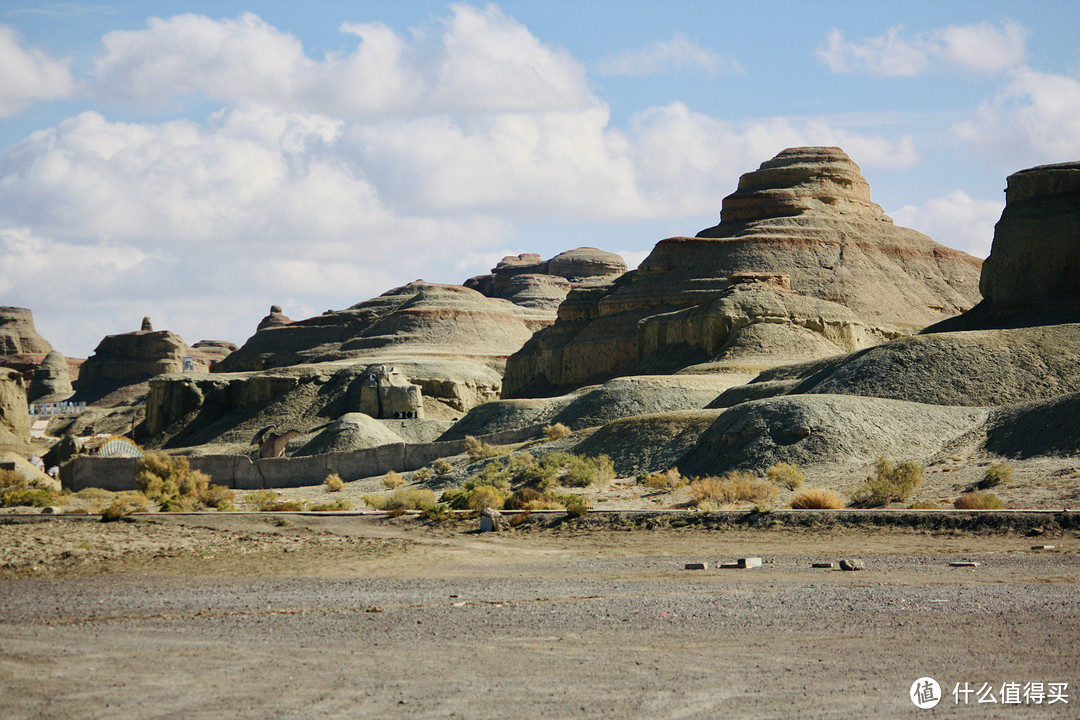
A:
[358,366,424,419]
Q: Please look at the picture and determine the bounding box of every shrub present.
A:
[978,463,1012,489]
[954,491,1005,510]
[246,489,281,511]
[136,451,230,511]
[432,458,454,475]
[542,423,571,441]
[308,498,354,511]
[464,461,512,492]
[850,457,924,508]
[561,454,615,488]
[641,468,686,492]
[464,485,506,511]
[362,488,439,512]
[101,498,128,522]
[0,486,54,508]
[767,463,805,491]
[100,491,152,521]
[789,488,845,510]
[504,487,563,511]
[412,467,430,482]
[464,435,497,462]
[324,473,345,492]
[562,494,589,518]
[382,471,406,489]
[688,471,777,508]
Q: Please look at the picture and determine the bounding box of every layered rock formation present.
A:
[0,306,52,359]
[76,321,211,392]
[0,367,30,445]
[465,247,627,311]
[28,350,73,402]
[503,147,982,397]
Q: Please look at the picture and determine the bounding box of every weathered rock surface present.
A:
[76,326,205,392]
[28,350,72,402]
[190,341,237,367]
[984,392,1080,459]
[503,147,982,397]
[0,306,52,359]
[465,247,627,311]
[256,305,292,332]
[0,367,30,445]
[293,413,405,456]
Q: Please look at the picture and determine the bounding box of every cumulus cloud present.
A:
[891,190,1004,258]
[0,24,76,116]
[92,5,591,115]
[596,33,742,76]
[817,20,1028,77]
[954,67,1080,169]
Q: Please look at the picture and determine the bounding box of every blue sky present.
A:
[2,1,1079,358]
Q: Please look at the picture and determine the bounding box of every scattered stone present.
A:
[684,562,709,570]
[40,506,60,514]
[948,561,980,567]
[811,562,835,569]
[839,559,864,571]
[721,557,763,569]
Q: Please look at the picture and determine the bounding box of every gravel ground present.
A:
[1,514,1078,719]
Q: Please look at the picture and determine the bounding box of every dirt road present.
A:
[1,514,1078,718]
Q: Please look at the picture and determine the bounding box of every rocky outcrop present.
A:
[218,282,551,373]
[465,247,627,311]
[256,305,293,332]
[503,148,982,397]
[28,350,72,402]
[190,340,237,367]
[0,367,30,444]
[76,323,207,391]
[0,306,52,359]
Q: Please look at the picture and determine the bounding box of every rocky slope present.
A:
[503,147,982,397]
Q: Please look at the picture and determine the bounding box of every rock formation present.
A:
[503,147,982,397]
[465,247,627,311]
[76,322,208,392]
[0,306,52,359]
[357,365,424,419]
[28,350,73,402]
[256,305,293,332]
[0,367,30,445]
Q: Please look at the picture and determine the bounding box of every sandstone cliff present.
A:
[464,247,626,311]
[503,147,982,397]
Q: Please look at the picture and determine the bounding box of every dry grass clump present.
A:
[560,454,615,488]
[789,487,845,509]
[362,488,439,513]
[977,463,1012,489]
[0,468,60,508]
[412,467,430,482]
[136,451,233,511]
[245,489,302,512]
[640,468,686,492]
[99,491,153,521]
[464,435,498,462]
[324,473,345,492]
[688,471,778,508]
[542,422,571,441]
[850,456,924,508]
[767,462,805,491]
[308,498,354,511]
[503,487,563,511]
[432,458,454,475]
[954,491,1005,509]
[382,470,406,489]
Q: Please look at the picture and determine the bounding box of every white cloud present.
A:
[0,24,76,116]
[817,20,1028,77]
[92,5,591,115]
[954,67,1080,169]
[891,190,1003,258]
[596,33,742,76]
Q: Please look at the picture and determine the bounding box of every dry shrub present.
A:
[542,423,571,441]
[464,435,498,462]
[954,491,1005,510]
[246,489,281,511]
[641,468,686,492]
[308,498,353,511]
[432,458,454,475]
[324,473,345,492]
[561,454,615,488]
[412,467,430,482]
[136,451,231,511]
[689,471,777,507]
[789,487,845,510]
[504,487,563,511]
[464,485,505,511]
[562,494,589,518]
[978,463,1012,489]
[767,462,805,491]
[0,468,61,508]
[850,456,924,508]
[382,470,406,489]
[362,487,439,512]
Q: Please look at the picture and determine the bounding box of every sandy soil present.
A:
[1,513,1078,719]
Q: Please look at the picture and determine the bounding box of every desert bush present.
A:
[100,498,128,522]
[464,435,498,462]
[324,473,345,492]
[75,487,116,501]
[0,468,61,507]
[362,488,439,512]
[954,491,1005,509]
[137,451,230,511]
[542,422,571,441]
[977,463,1012,489]
[562,494,589,518]
[245,489,297,512]
[308,498,354,511]
[464,461,512,492]
[464,485,506,511]
[0,468,24,489]
[768,462,805,491]
[432,458,454,475]
[789,487,845,510]
[382,470,406,489]
[689,471,777,508]
[561,454,615,488]
[504,487,563,511]
[640,468,686,492]
[412,467,430,482]
[850,456,924,508]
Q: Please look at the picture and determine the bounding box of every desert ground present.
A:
[2,511,1078,719]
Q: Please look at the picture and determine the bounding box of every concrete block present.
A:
[1031,544,1056,550]
[948,561,980,567]
[684,562,709,570]
[720,557,762,569]
[811,562,835,569]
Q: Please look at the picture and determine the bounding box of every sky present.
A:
[1,1,1079,359]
